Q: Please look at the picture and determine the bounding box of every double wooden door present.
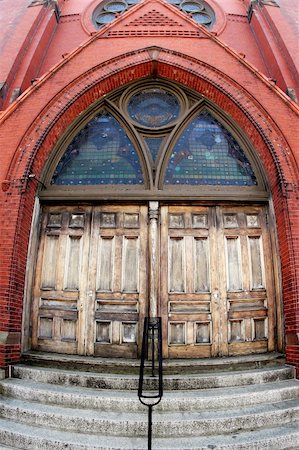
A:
[31,203,276,358]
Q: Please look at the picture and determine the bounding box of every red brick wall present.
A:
[0,0,298,373]
[0,46,298,372]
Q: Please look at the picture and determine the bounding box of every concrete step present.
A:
[21,351,286,374]
[0,395,298,436]
[1,377,299,412]
[0,417,298,449]
[12,364,295,390]
[0,360,298,449]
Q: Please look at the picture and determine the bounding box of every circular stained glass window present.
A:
[104,1,127,13]
[95,12,116,24]
[192,12,212,24]
[93,0,141,29]
[127,89,181,128]
[167,0,214,29]
[181,1,204,13]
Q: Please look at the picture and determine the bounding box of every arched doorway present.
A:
[30,80,278,359]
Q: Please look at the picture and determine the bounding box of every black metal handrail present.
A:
[138,317,163,450]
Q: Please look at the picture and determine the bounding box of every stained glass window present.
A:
[51,111,144,185]
[92,0,214,30]
[164,112,257,186]
[127,89,181,128]
[93,1,141,29]
[144,137,164,161]
[168,0,215,28]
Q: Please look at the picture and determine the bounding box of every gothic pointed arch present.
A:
[51,110,145,186]
[43,81,268,200]
[44,103,154,193]
[159,106,263,191]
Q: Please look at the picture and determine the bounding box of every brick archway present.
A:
[0,47,298,371]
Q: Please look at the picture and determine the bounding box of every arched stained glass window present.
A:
[51,111,144,185]
[164,112,257,186]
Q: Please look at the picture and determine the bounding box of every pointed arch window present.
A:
[51,111,144,185]
[164,112,257,186]
[44,82,267,200]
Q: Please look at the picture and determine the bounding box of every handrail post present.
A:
[148,404,153,450]
[138,317,163,450]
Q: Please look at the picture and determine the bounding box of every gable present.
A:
[100,0,209,38]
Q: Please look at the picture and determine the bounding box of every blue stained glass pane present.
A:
[128,89,180,128]
[105,1,127,13]
[95,12,116,24]
[164,112,257,186]
[192,12,211,24]
[51,112,144,185]
[181,2,204,13]
[144,137,163,161]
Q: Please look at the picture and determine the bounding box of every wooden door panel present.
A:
[88,205,148,358]
[248,236,265,289]
[218,206,275,356]
[161,206,217,358]
[31,207,91,354]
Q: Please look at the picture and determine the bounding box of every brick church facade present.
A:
[0,0,298,375]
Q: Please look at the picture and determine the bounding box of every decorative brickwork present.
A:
[126,10,182,27]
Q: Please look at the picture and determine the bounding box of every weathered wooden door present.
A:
[216,206,275,357]
[32,203,276,358]
[31,206,92,355]
[86,205,148,358]
[160,205,276,358]
[31,205,148,357]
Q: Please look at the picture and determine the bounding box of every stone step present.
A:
[1,360,298,449]
[0,418,298,449]
[1,377,299,412]
[12,364,295,390]
[0,395,298,437]
[21,351,286,374]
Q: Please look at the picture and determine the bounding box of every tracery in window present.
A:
[164,112,257,186]
[167,0,215,28]
[48,82,263,194]
[51,111,144,185]
[93,0,140,28]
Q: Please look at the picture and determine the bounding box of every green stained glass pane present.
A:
[144,137,163,161]
[164,112,257,186]
[51,112,144,185]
